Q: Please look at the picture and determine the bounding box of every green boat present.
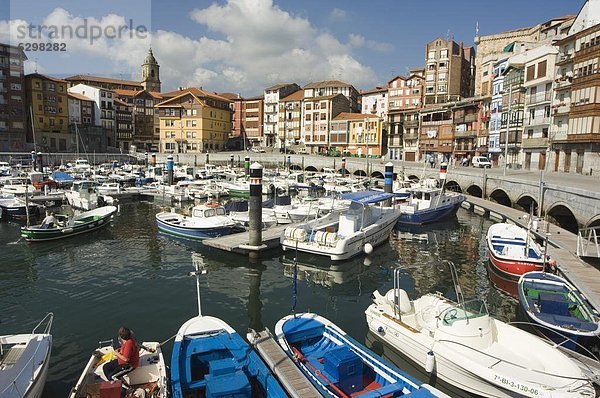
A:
[20,206,117,242]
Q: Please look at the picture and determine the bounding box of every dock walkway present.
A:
[248,329,321,398]
[465,195,600,310]
[203,223,293,254]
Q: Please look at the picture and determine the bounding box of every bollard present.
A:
[31,151,36,171]
[333,158,336,170]
[384,162,393,206]
[144,152,148,167]
[244,156,250,176]
[194,155,197,167]
[287,155,291,171]
[249,162,263,249]
[439,162,448,192]
[37,152,43,173]
[341,157,346,178]
[205,153,209,165]
[230,154,234,168]
[167,155,174,186]
[151,153,156,166]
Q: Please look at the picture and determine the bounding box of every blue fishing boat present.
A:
[275,313,449,397]
[396,181,464,225]
[171,262,288,398]
[155,204,236,240]
[518,271,600,356]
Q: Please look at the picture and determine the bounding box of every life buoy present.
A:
[205,202,219,208]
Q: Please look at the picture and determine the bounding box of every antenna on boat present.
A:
[190,255,207,317]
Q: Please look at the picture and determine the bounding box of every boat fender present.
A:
[364,243,373,254]
[425,351,435,373]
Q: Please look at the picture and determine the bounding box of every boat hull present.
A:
[488,249,544,280]
[396,201,462,225]
[156,217,234,240]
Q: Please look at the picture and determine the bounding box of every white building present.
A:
[522,44,558,170]
[263,83,300,148]
[360,87,388,118]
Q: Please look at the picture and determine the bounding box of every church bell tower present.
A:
[141,48,161,92]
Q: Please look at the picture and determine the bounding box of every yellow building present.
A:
[331,113,384,156]
[156,88,232,153]
[25,73,70,152]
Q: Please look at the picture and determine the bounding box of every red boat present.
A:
[486,222,544,279]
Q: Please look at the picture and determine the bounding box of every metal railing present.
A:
[577,226,600,258]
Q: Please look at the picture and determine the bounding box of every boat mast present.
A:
[29,106,37,152]
[190,258,206,317]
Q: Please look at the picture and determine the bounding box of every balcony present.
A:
[553,103,570,115]
[404,120,419,128]
[526,92,552,105]
[465,113,478,123]
[454,130,477,138]
[404,132,419,140]
[525,116,551,126]
[522,137,548,148]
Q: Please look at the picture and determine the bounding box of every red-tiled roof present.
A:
[67,92,94,102]
[65,74,141,87]
[217,92,243,100]
[26,73,67,83]
[160,87,232,103]
[280,90,304,102]
[304,80,351,89]
[332,112,380,121]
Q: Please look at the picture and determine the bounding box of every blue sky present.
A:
[1,0,579,95]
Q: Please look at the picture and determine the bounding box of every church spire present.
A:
[141,48,161,92]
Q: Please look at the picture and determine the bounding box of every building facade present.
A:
[303,80,360,112]
[330,113,385,156]
[68,84,117,149]
[424,38,475,105]
[114,98,134,152]
[522,45,557,170]
[500,64,526,168]
[25,73,69,152]
[360,87,388,118]
[114,89,162,152]
[302,93,350,154]
[452,99,485,163]
[156,88,232,153]
[242,95,264,148]
[419,104,454,162]
[0,44,27,151]
[263,83,300,149]
[387,74,424,161]
[279,90,304,152]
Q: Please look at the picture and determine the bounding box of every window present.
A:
[537,60,547,78]
[542,128,548,138]
[527,129,533,139]
[440,49,448,59]
[526,65,535,81]
[428,50,436,60]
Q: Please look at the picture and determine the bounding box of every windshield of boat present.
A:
[204,209,216,217]
[215,207,225,216]
[441,299,489,325]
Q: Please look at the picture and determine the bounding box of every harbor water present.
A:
[0,201,516,397]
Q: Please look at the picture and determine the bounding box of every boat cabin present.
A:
[192,206,226,218]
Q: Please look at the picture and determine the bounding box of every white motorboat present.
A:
[156,203,237,240]
[281,191,400,260]
[65,180,103,210]
[72,159,91,172]
[366,264,596,398]
[68,341,168,398]
[0,161,11,176]
[96,182,122,195]
[0,178,39,196]
[0,313,53,398]
[396,179,464,225]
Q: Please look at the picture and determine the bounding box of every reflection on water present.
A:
[0,202,519,397]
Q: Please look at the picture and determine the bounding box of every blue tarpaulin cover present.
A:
[340,190,394,204]
[50,171,74,182]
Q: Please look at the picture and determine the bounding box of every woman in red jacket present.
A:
[103,326,140,382]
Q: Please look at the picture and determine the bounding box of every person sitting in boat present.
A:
[41,212,56,229]
[545,257,558,273]
[102,326,140,382]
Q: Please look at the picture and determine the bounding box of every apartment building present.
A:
[330,113,384,156]
[452,99,485,162]
[218,93,245,149]
[500,62,527,168]
[419,105,454,161]
[387,74,424,161]
[114,89,163,151]
[302,93,350,154]
[68,84,116,150]
[156,88,232,153]
[242,95,264,148]
[424,38,475,105]
[303,80,360,112]
[360,86,388,118]
[552,0,600,174]
[25,73,69,152]
[114,98,134,152]
[279,90,304,151]
[522,45,557,170]
[0,44,27,151]
[264,83,300,148]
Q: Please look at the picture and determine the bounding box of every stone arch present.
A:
[305,165,318,172]
[354,170,367,176]
[489,189,512,207]
[407,175,420,182]
[586,215,600,229]
[290,164,302,171]
[445,180,462,193]
[371,171,384,179]
[547,203,579,234]
[337,168,350,176]
[515,195,538,214]
[466,184,483,198]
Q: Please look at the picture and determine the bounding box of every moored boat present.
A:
[20,206,117,242]
[396,181,464,225]
[518,271,600,356]
[281,191,399,260]
[275,312,449,397]
[68,341,168,398]
[171,261,288,398]
[487,222,545,279]
[366,264,596,398]
[0,313,53,398]
[155,204,236,240]
[0,195,42,220]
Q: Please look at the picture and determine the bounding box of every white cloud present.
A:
[2,0,383,95]
[349,33,393,53]
[329,8,347,21]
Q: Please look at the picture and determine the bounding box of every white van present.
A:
[472,156,492,168]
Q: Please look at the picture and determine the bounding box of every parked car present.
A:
[472,156,492,168]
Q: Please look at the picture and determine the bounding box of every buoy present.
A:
[363,257,372,267]
[364,243,373,254]
[425,351,435,373]
[377,326,384,334]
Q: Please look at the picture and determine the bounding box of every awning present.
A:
[340,190,394,204]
